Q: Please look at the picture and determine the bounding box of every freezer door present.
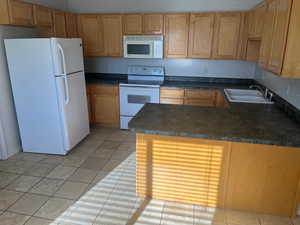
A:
[56,71,90,151]
[51,38,84,75]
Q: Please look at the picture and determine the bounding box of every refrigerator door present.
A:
[56,71,90,151]
[51,38,84,75]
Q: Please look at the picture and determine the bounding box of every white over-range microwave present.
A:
[123,35,164,59]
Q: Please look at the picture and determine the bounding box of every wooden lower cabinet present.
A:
[184,89,217,107]
[87,84,120,128]
[136,134,300,216]
[160,88,227,107]
[226,142,300,216]
[136,134,232,208]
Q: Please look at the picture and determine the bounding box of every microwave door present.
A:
[125,41,153,58]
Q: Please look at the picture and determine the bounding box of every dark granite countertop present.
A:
[129,103,300,148]
[85,73,253,90]
[86,73,300,147]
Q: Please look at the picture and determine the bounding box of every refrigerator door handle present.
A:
[58,44,70,104]
[63,75,70,104]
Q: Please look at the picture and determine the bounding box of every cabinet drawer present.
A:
[185,89,216,99]
[184,99,216,107]
[160,88,185,99]
[160,98,184,105]
[88,84,118,95]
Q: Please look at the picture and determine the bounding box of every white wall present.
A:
[0,0,68,159]
[86,57,256,79]
[67,0,262,13]
[255,65,300,110]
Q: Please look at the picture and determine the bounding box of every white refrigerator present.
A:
[4,38,90,155]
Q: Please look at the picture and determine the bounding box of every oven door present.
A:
[124,41,154,58]
[120,86,160,116]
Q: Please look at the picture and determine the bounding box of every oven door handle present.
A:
[119,84,160,88]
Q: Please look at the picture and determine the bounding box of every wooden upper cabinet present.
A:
[123,14,143,34]
[164,14,189,58]
[282,0,300,78]
[53,10,67,38]
[254,2,267,38]
[0,0,34,26]
[33,5,52,28]
[247,10,256,38]
[65,13,78,38]
[143,14,164,34]
[78,15,104,56]
[102,14,123,57]
[248,2,267,38]
[268,0,292,75]
[213,12,242,59]
[188,13,215,59]
[259,1,277,68]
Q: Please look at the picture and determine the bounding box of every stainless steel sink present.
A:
[224,89,274,104]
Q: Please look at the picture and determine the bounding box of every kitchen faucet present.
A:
[249,85,273,102]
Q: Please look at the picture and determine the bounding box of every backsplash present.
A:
[84,57,256,79]
[255,65,300,110]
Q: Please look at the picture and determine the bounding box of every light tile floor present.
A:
[0,127,299,225]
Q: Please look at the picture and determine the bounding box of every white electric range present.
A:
[119,66,165,129]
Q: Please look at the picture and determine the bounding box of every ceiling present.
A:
[67,0,263,14]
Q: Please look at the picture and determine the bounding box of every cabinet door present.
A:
[160,88,185,105]
[164,14,189,58]
[259,0,277,69]
[102,14,123,57]
[78,15,104,56]
[53,10,67,38]
[123,14,143,34]
[247,10,256,38]
[184,90,217,107]
[33,5,52,28]
[92,94,119,127]
[143,14,164,34]
[226,142,300,216]
[65,13,78,38]
[188,13,215,59]
[213,12,242,59]
[8,0,34,26]
[282,0,300,78]
[254,2,267,38]
[268,0,292,75]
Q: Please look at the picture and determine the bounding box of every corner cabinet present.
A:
[0,0,34,26]
[259,0,300,78]
[164,14,189,58]
[212,12,242,60]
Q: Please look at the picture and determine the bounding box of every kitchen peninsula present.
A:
[129,103,300,217]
